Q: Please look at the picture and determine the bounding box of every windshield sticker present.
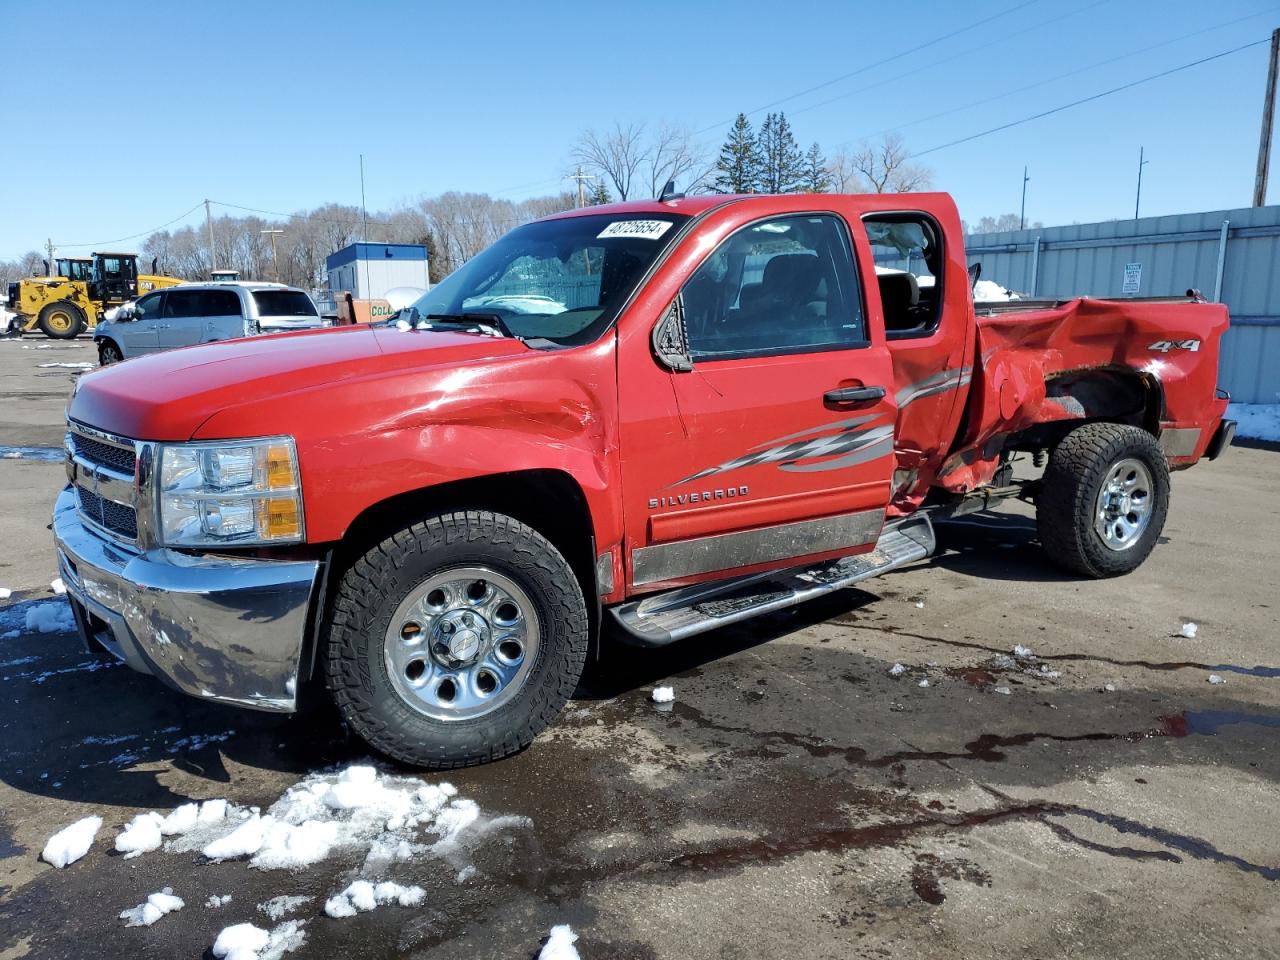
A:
[597,220,673,241]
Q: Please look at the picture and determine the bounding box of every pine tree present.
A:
[713,113,762,194]
[800,142,832,193]
[589,180,612,205]
[758,112,805,194]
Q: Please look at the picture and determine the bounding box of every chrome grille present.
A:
[71,433,136,475]
[67,422,139,543]
[75,486,138,539]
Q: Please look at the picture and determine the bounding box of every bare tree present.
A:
[572,123,648,201]
[645,123,714,197]
[845,134,933,193]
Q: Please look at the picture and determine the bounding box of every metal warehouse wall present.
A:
[961,205,1280,404]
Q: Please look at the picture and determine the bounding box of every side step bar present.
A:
[610,514,935,648]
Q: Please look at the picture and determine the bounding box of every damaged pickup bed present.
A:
[54,190,1233,767]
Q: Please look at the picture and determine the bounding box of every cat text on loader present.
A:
[5,252,183,339]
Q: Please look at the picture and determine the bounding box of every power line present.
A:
[784,0,1111,123]
[912,36,1271,158]
[857,7,1280,146]
[693,0,1046,135]
[53,201,206,249]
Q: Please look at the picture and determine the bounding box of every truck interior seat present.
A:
[878,271,920,331]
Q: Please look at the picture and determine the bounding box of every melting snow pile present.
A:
[973,279,1020,302]
[888,663,907,677]
[651,686,675,704]
[40,815,103,868]
[539,924,582,960]
[323,879,425,918]
[211,921,306,960]
[1179,622,1198,639]
[207,894,233,908]
[1226,402,1280,443]
[24,600,76,634]
[120,888,184,927]
[258,895,312,921]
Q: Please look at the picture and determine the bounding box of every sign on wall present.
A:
[1122,262,1142,296]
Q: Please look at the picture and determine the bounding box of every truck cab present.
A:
[55,192,1233,769]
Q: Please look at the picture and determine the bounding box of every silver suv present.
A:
[94,282,324,365]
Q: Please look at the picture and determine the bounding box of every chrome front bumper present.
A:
[52,485,320,713]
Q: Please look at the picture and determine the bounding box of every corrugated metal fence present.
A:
[962,204,1280,404]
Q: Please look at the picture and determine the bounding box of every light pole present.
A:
[260,228,283,282]
[1020,166,1030,230]
[1134,147,1149,221]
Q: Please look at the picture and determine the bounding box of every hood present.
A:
[70,324,531,440]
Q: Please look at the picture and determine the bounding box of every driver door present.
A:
[120,290,162,355]
[618,210,897,594]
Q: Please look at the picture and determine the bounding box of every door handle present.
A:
[824,385,885,405]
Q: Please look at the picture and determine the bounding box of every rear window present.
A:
[253,291,317,317]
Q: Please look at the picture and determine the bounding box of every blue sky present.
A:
[2,0,1277,259]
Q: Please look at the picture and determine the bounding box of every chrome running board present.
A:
[610,514,935,647]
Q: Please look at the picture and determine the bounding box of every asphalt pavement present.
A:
[0,337,1276,959]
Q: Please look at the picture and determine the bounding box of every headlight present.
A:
[157,437,303,547]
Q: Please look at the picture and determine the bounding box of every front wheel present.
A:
[323,510,588,768]
[98,340,123,365]
[1036,422,1170,578]
[37,301,86,339]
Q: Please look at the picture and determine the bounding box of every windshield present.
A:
[253,290,318,317]
[407,212,689,345]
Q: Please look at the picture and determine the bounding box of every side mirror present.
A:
[652,295,692,372]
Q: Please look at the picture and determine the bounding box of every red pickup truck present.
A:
[55,192,1234,768]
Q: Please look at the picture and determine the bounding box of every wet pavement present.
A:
[0,338,1277,959]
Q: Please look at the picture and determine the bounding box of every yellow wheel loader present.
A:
[5,252,184,339]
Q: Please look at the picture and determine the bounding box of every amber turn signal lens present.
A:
[264,443,298,491]
[258,496,302,540]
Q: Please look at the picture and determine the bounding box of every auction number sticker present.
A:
[597,220,673,240]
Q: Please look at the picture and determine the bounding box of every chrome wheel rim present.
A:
[1094,457,1154,551]
[384,566,539,722]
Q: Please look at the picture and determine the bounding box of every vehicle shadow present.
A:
[930,511,1079,584]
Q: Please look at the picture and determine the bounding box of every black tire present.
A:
[1036,422,1170,578]
[37,301,86,339]
[98,340,123,365]
[324,510,588,768]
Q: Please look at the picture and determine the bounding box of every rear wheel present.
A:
[37,301,86,339]
[324,510,588,768]
[98,340,123,365]
[1036,422,1170,578]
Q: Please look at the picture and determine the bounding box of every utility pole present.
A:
[570,166,595,208]
[260,228,284,282]
[1019,166,1029,230]
[204,199,217,273]
[1253,28,1280,207]
[45,238,56,272]
[359,154,369,241]
[1134,147,1149,221]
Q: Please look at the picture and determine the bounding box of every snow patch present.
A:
[888,663,906,677]
[0,587,10,599]
[651,685,674,704]
[539,924,581,960]
[917,679,930,688]
[37,362,93,370]
[211,921,306,960]
[120,888,184,927]
[1012,644,1034,659]
[116,811,165,859]
[41,815,102,867]
[24,600,76,634]
[1226,402,1280,443]
[207,894,233,908]
[1179,622,1198,639]
[258,895,311,921]
[1208,674,1226,685]
[323,879,424,918]
[974,279,1020,302]
[992,685,1012,696]
[50,577,66,595]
